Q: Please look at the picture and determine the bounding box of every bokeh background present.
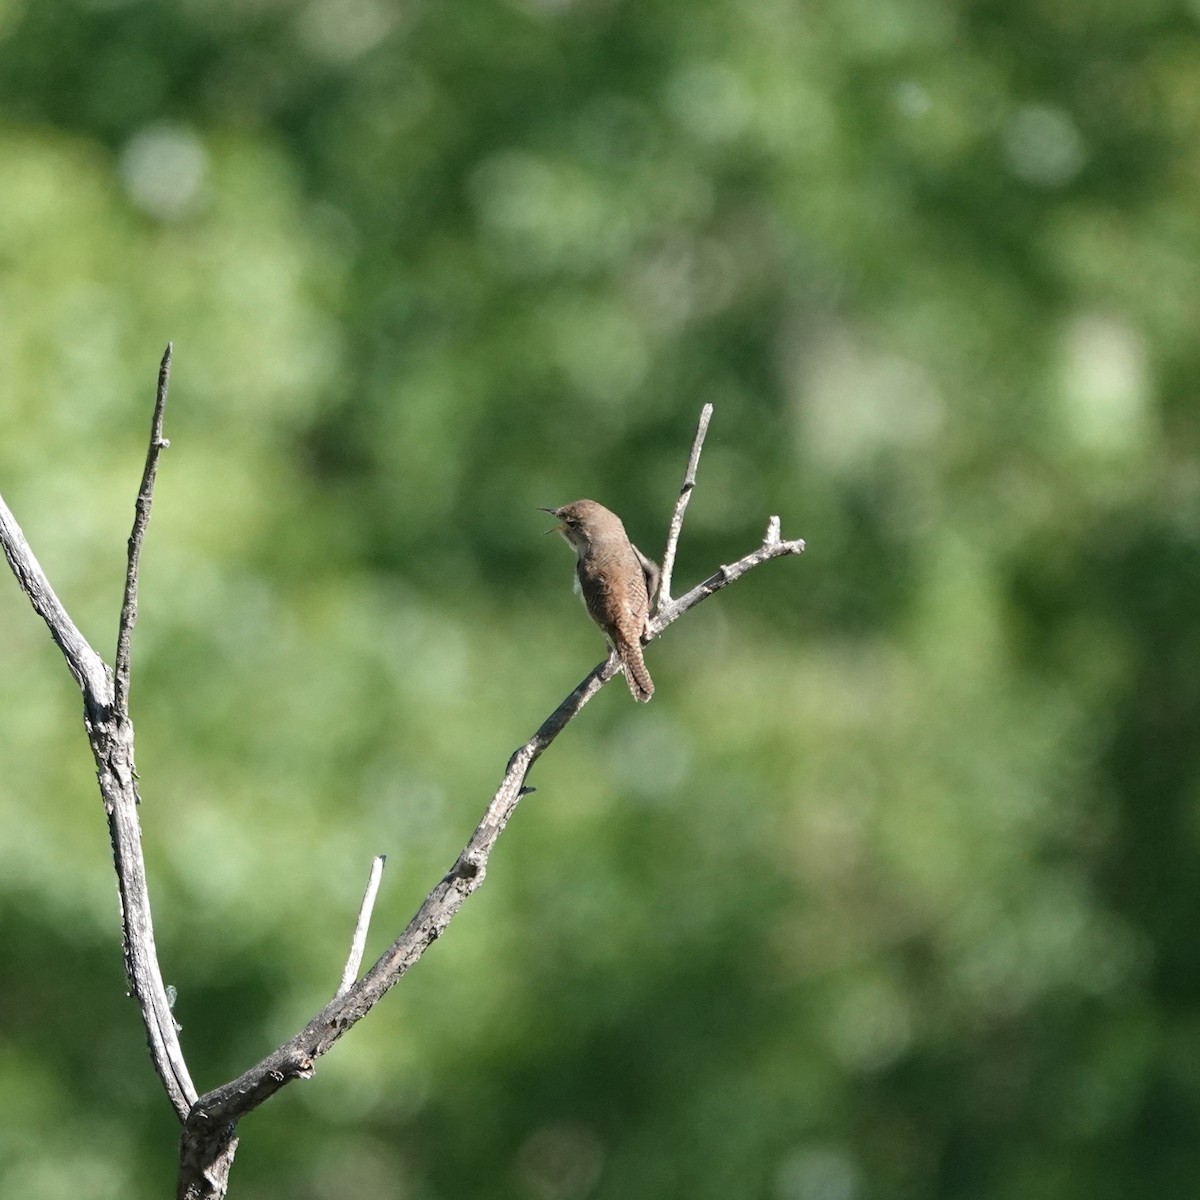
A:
[3,0,1200,1197]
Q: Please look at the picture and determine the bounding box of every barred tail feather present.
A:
[618,640,654,703]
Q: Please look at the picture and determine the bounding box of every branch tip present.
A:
[113,349,174,716]
[659,404,714,603]
[0,494,105,695]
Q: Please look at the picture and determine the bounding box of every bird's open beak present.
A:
[538,506,564,535]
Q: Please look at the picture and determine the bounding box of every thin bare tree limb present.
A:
[180,663,612,1160]
[177,407,806,1195]
[181,518,805,1155]
[658,401,713,605]
[338,855,387,997]
[114,342,172,717]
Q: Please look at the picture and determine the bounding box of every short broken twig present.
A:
[338,855,387,997]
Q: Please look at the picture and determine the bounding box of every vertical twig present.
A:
[114,343,172,717]
[338,855,387,997]
[658,403,713,605]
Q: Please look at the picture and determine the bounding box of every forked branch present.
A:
[0,368,804,1200]
[0,345,195,1123]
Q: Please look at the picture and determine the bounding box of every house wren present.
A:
[540,499,659,703]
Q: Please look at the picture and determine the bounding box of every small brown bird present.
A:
[541,499,659,702]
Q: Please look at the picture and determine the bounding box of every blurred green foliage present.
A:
[2,0,1200,1197]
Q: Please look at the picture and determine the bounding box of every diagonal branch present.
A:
[180,661,614,1150]
[181,521,805,1146]
[114,342,172,717]
[177,406,805,1196]
[0,494,109,697]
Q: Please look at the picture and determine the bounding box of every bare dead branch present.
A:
[338,855,387,997]
[181,662,614,1169]
[114,343,172,717]
[658,401,713,605]
[178,412,806,1196]
[3,373,804,1200]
